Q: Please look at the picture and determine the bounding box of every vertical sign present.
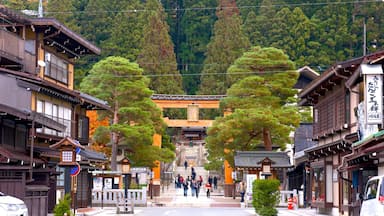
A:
[362,64,383,125]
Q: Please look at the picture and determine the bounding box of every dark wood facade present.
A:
[0,5,108,215]
[299,51,384,215]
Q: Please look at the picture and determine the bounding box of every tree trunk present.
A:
[263,128,272,151]
[110,101,119,171]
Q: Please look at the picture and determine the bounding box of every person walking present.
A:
[196,180,201,198]
[183,181,189,197]
[205,183,211,198]
[239,181,246,202]
[213,176,218,190]
[184,160,188,170]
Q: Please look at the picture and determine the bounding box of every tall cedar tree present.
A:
[206,47,300,169]
[269,7,317,67]
[80,56,174,170]
[101,0,146,61]
[137,0,184,95]
[309,1,355,67]
[242,0,276,47]
[198,0,250,95]
[163,0,217,94]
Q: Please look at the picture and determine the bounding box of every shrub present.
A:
[53,193,72,216]
[252,179,280,216]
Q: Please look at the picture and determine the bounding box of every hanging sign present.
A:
[362,64,383,124]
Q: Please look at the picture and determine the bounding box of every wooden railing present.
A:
[92,187,147,206]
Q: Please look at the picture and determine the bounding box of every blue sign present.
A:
[70,163,81,177]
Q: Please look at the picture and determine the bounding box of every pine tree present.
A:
[206,47,300,168]
[80,56,174,170]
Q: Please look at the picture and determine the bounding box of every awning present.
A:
[0,146,44,164]
[0,103,66,132]
[352,130,384,148]
[305,141,351,161]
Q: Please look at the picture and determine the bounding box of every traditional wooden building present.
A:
[234,151,292,194]
[0,5,109,215]
[299,50,384,215]
[288,66,319,207]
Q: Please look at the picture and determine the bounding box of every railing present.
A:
[278,190,298,207]
[245,190,298,208]
[92,188,147,206]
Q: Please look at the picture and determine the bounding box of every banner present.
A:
[362,64,383,125]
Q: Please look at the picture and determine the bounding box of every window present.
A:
[77,116,89,141]
[62,151,73,162]
[365,179,379,200]
[44,52,68,84]
[312,167,325,203]
[56,166,65,187]
[36,99,71,137]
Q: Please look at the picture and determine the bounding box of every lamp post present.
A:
[232,171,236,199]
[101,164,105,209]
[260,157,272,180]
[120,157,131,213]
[150,171,154,200]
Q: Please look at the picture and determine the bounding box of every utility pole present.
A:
[363,18,366,56]
[38,0,43,18]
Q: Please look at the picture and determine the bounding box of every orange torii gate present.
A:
[150,94,235,194]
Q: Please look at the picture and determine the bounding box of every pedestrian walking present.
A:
[184,160,188,170]
[183,181,189,197]
[213,176,218,190]
[239,181,246,202]
[205,183,211,198]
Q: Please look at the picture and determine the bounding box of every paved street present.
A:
[76,207,327,216]
[71,187,328,216]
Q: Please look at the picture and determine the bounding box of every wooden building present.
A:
[299,50,384,215]
[0,5,109,215]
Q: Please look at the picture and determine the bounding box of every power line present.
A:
[76,69,301,79]
[42,0,381,15]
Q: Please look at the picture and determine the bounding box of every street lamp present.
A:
[120,157,131,213]
[259,157,273,180]
[232,171,237,199]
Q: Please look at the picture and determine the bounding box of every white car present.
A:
[0,192,28,216]
[360,175,384,216]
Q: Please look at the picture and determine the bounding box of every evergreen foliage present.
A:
[197,0,250,95]
[46,0,79,33]
[252,179,280,216]
[80,56,174,170]
[53,193,72,216]
[205,47,300,168]
[137,0,184,95]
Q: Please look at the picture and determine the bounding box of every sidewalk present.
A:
[62,187,327,216]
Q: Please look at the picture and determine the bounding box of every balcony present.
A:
[0,29,35,73]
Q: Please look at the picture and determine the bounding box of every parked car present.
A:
[360,175,384,216]
[0,192,28,216]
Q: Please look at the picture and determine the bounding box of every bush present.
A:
[252,179,280,216]
[53,193,72,216]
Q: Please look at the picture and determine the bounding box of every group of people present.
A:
[175,161,220,198]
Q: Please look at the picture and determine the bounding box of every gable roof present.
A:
[234,151,292,168]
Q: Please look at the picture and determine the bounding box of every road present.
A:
[94,207,256,216]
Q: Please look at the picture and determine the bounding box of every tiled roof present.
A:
[234,151,292,168]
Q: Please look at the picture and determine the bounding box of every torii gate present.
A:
[150,94,234,193]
